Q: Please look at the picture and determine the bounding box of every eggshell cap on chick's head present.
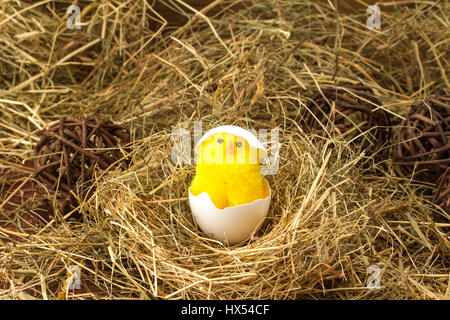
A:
[195,125,267,156]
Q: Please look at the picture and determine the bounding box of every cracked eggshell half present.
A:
[188,180,271,244]
[189,125,271,245]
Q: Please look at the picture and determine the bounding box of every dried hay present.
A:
[0,0,449,299]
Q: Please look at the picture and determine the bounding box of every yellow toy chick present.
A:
[190,132,266,209]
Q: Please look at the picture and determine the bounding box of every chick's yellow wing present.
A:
[190,172,228,209]
[225,165,265,207]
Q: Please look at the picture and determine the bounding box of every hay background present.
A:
[0,0,449,299]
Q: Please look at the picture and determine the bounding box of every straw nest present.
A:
[1,0,449,300]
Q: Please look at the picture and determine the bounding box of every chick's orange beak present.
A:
[227,140,235,155]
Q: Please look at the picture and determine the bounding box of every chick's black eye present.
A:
[236,141,242,147]
[217,138,223,144]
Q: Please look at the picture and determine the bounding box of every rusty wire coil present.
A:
[33,117,131,214]
[304,82,391,157]
[393,95,450,182]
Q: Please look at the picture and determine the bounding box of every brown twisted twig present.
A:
[393,95,450,182]
[304,82,391,158]
[33,117,131,214]
[433,167,449,214]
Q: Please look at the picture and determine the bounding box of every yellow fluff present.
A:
[190,132,267,209]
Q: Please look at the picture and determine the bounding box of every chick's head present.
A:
[196,132,260,166]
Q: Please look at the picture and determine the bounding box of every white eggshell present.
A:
[194,125,267,156]
[188,179,271,245]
